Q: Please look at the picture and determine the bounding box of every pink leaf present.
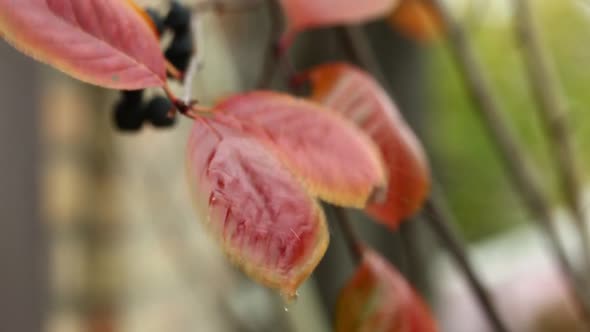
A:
[279,0,399,48]
[0,0,166,89]
[307,63,431,229]
[186,114,329,298]
[216,91,387,209]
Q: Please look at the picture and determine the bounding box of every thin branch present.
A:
[330,206,364,264]
[183,14,205,104]
[190,0,266,14]
[335,26,389,87]
[428,0,590,324]
[511,0,590,278]
[166,61,184,80]
[256,0,283,89]
[423,196,510,332]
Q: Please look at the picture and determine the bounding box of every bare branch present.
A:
[511,0,590,280]
[190,0,266,14]
[428,0,590,323]
[335,26,389,87]
[423,195,511,332]
[256,0,284,88]
[330,206,364,265]
[183,14,205,104]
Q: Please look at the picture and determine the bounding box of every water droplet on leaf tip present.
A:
[280,290,299,305]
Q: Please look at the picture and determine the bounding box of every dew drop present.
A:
[284,307,289,312]
[280,290,299,305]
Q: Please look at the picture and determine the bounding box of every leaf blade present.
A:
[308,63,431,229]
[279,0,399,46]
[216,91,387,209]
[335,249,438,332]
[388,0,444,42]
[186,114,329,297]
[281,0,399,32]
[0,0,166,89]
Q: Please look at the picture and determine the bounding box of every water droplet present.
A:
[280,290,299,305]
[284,307,289,312]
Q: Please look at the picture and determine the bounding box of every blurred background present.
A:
[0,0,589,331]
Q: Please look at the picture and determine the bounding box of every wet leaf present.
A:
[335,249,438,332]
[279,0,399,48]
[308,63,430,229]
[0,0,166,89]
[388,0,444,42]
[216,91,387,209]
[186,114,329,298]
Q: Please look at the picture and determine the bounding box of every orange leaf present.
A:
[186,114,329,298]
[0,0,166,89]
[388,0,444,42]
[279,0,399,48]
[216,91,387,209]
[335,249,438,332]
[307,63,431,229]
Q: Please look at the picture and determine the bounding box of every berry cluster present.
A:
[113,90,176,131]
[113,1,194,132]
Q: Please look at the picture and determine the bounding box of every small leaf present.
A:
[216,91,387,209]
[307,63,431,229]
[186,114,329,298]
[388,0,444,42]
[279,0,399,47]
[335,249,438,332]
[0,0,166,89]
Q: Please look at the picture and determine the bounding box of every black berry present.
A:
[164,1,191,34]
[145,96,176,128]
[122,89,144,106]
[145,8,166,35]
[167,30,194,57]
[165,30,194,72]
[113,100,144,132]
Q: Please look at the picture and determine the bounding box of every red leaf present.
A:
[216,91,387,209]
[335,249,438,332]
[388,0,444,42]
[186,114,329,298]
[0,0,166,89]
[279,0,399,47]
[307,63,431,229]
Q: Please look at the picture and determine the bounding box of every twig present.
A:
[428,0,590,324]
[423,196,510,332]
[335,26,388,87]
[256,0,284,89]
[330,206,364,264]
[183,14,205,104]
[166,61,184,81]
[190,0,266,14]
[511,0,590,280]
